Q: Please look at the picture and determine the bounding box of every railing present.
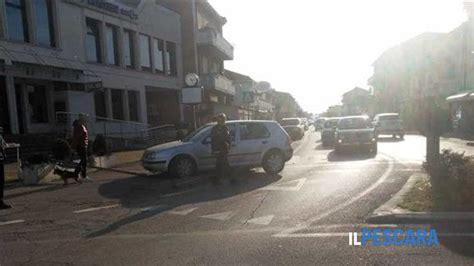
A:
[55,112,150,151]
[200,74,236,95]
[197,27,234,60]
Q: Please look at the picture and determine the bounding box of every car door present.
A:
[233,122,271,167]
[197,124,237,170]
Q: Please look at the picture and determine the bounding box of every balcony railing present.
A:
[201,74,235,96]
[197,27,234,60]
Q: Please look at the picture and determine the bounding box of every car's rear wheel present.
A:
[169,155,196,179]
[262,150,285,174]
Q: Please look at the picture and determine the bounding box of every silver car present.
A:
[142,120,293,178]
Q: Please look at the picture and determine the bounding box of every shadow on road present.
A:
[87,170,282,238]
[434,221,474,258]
[314,144,333,151]
[327,150,374,162]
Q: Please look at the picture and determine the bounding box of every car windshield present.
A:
[182,125,211,142]
[324,119,339,128]
[338,117,372,130]
[379,114,400,121]
[280,119,300,126]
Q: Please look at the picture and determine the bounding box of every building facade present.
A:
[0,0,184,138]
[162,0,234,126]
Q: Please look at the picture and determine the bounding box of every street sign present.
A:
[182,86,203,104]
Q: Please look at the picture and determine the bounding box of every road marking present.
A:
[246,215,274,225]
[73,204,120,214]
[168,207,198,216]
[0,219,25,226]
[200,211,234,221]
[259,178,307,192]
[275,156,394,238]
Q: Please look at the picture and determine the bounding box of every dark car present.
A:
[321,118,340,147]
[280,118,305,141]
[334,116,377,155]
[372,113,404,139]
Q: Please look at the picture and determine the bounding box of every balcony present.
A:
[201,74,235,96]
[197,28,234,60]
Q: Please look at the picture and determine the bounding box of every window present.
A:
[105,24,119,65]
[128,91,139,122]
[123,29,135,68]
[240,123,270,140]
[166,41,177,76]
[27,85,48,123]
[153,38,165,73]
[33,0,55,47]
[94,91,107,118]
[5,0,29,42]
[139,34,151,71]
[111,89,124,120]
[86,18,102,63]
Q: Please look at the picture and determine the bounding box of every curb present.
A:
[367,172,474,224]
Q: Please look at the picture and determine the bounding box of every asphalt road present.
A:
[1,131,473,265]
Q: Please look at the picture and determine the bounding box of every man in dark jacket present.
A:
[72,114,90,180]
[210,113,231,184]
[0,127,11,209]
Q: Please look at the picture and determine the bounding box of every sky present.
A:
[209,0,468,114]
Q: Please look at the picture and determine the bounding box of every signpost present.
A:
[182,73,202,129]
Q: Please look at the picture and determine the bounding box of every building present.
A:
[273,91,301,120]
[341,87,372,116]
[223,70,274,120]
[0,0,184,139]
[162,0,234,126]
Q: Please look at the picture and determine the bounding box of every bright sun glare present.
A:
[210,0,467,114]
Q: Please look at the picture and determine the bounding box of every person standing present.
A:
[210,113,231,185]
[0,127,11,209]
[72,114,90,180]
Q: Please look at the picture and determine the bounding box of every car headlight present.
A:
[145,150,173,160]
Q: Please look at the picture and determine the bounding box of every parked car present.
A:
[321,117,340,147]
[279,118,305,140]
[301,118,309,131]
[372,113,404,139]
[142,120,293,178]
[334,116,377,155]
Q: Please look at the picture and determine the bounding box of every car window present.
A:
[280,119,300,126]
[240,123,270,140]
[202,124,237,144]
[183,125,211,142]
[338,118,372,130]
[324,119,339,128]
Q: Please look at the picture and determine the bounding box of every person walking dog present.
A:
[72,114,90,181]
[0,127,11,209]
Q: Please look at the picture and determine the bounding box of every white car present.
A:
[279,118,305,141]
[142,120,294,178]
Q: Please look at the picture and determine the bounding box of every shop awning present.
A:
[446,91,474,102]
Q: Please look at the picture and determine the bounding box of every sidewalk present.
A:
[367,172,474,224]
[4,149,147,183]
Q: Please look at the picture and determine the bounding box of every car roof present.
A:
[326,117,341,121]
[339,115,370,120]
[376,113,399,116]
[205,120,277,126]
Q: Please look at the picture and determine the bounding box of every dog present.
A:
[53,167,82,185]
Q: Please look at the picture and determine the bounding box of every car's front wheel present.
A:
[262,150,285,174]
[370,143,378,157]
[169,155,196,179]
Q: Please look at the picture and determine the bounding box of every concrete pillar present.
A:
[5,76,19,134]
[99,21,107,64]
[139,89,147,124]
[0,0,6,39]
[133,31,141,71]
[122,90,130,121]
[104,88,113,119]
[117,27,125,68]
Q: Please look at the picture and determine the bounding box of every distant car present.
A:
[373,113,404,139]
[314,117,327,131]
[142,120,293,178]
[321,117,340,147]
[335,116,377,155]
[280,118,305,141]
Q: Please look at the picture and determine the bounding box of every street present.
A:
[1,130,473,265]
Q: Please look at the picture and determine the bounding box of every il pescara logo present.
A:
[349,227,440,247]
